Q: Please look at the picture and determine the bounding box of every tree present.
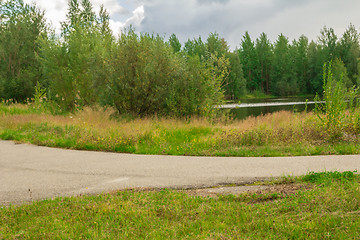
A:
[339,23,360,85]
[225,52,246,99]
[168,33,181,53]
[40,0,111,111]
[332,58,352,89]
[239,31,259,92]
[99,5,113,41]
[292,35,309,93]
[255,32,273,93]
[318,26,339,62]
[184,37,206,59]
[0,0,47,101]
[206,32,228,56]
[110,30,226,117]
[271,34,298,96]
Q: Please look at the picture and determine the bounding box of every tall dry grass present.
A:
[1,104,359,156]
[217,111,323,146]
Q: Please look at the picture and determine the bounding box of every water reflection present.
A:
[221,97,316,120]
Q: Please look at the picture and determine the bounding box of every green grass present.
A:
[1,172,359,239]
[1,104,360,157]
[0,104,44,115]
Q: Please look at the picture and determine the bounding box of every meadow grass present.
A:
[0,104,360,157]
[1,172,359,239]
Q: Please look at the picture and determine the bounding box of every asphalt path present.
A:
[1,140,360,205]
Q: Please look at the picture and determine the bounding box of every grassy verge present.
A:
[1,104,360,157]
[1,171,359,239]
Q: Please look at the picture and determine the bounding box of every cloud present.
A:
[92,0,129,15]
[196,0,230,5]
[136,0,310,45]
[23,0,144,35]
[22,0,360,49]
[134,0,360,49]
[123,6,145,29]
[110,5,145,36]
[22,0,67,32]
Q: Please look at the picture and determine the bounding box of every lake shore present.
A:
[1,104,359,157]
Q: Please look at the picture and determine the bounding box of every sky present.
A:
[23,0,360,49]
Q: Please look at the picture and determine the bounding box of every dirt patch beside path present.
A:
[184,183,311,198]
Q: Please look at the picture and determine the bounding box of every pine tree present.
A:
[239,31,259,92]
[339,24,360,85]
[271,34,298,96]
[255,32,273,93]
[292,35,309,94]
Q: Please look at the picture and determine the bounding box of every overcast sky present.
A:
[24,0,360,49]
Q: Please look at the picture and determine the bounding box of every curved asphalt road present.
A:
[1,140,360,205]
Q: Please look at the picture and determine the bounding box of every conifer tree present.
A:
[239,31,259,91]
[255,33,273,93]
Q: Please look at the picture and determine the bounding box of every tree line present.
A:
[1,0,359,117]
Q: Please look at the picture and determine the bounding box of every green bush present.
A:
[109,30,226,118]
[315,62,358,136]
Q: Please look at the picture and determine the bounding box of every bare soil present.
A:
[184,183,312,198]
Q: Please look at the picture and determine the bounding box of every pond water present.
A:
[220,97,318,120]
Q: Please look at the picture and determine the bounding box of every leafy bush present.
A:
[109,30,226,118]
[314,62,358,137]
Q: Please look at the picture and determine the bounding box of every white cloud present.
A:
[92,0,128,16]
[22,0,360,49]
[23,0,141,35]
[24,0,67,33]
[135,0,360,49]
[123,6,145,29]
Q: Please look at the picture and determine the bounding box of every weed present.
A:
[1,172,360,239]
[302,171,357,184]
[314,62,359,138]
[1,104,360,157]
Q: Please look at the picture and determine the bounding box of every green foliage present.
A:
[1,0,360,116]
[0,0,47,102]
[109,30,226,117]
[184,36,207,58]
[315,62,358,136]
[239,31,259,91]
[32,82,47,112]
[271,34,298,96]
[292,35,310,94]
[303,171,357,184]
[206,32,228,56]
[37,1,227,118]
[307,41,323,93]
[318,26,339,62]
[225,52,246,99]
[339,24,360,85]
[332,58,353,89]
[255,33,273,93]
[39,0,111,112]
[168,33,181,53]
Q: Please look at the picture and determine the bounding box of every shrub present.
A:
[314,62,358,137]
[109,30,226,118]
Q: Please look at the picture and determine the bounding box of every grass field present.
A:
[1,172,359,239]
[0,103,359,157]
[1,104,360,238]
